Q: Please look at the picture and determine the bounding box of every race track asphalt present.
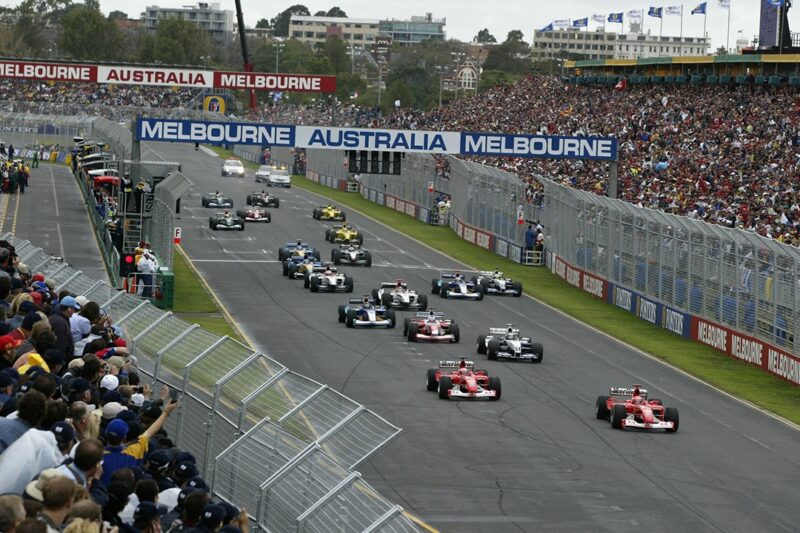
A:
[148,141,800,533]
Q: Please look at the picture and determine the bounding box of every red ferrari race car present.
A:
[404,311,459,343]
[426,359,501,401]
[595,385,679,432]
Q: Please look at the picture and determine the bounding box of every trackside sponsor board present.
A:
[691,317,800,385]
[551,255,607,300]
[606,282,689,338]
[96,66,210,87]
[0,61,95,82]
[213,71,336,92]
[461,132,618,161]
[135,118,619,161]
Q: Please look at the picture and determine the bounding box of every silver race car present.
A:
[305,264,354,293]
[472,270,523,297]
[332,244,372,266]
[201,191,233,208]
[337,297,396,328]
[477,325,543,363]
[209,212,244,231]
[431,272,484,300]
[372,280,428,310]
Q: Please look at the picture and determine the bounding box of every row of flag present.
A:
[539,0,758,31]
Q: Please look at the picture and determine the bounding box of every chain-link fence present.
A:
[4,233,416,532]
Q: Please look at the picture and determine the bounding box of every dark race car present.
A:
[595,385,679,432]
[431,272,484,300]
[426,359,501,401]
[337,296,396,328]
[246,190,280,208]
[472,270,523,297]
[477,325,543,363]
[278,240,321,262]
[286,258,322,279]
[209,212,244,231]
[201,191,233,208]
[236,205,271,222]
[332,244,372,266]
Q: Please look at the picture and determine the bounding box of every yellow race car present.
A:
[325,224,363,245]
[312,204,346,221]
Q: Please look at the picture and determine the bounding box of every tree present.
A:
[386,78,413,111]
[478,70,521,92]
[483,35,530,75]
[326,7,347,17]
[255,18,270,28]
[138,18,212,65]
[474,28,497,44]
[272,4,310,37]
[58,5,123,60]
[108,10,128,20]
[506,30,524,42]
[321,35,350,73]
[314,10,327,16]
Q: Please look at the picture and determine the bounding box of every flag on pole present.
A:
[553,19,571,28]
[691,2,707,14]
[648,6,664,17]
[666,5,682,15]
[540,22,554,31]
[627,9,644,20]
[592,13,606,23]
[718,0,730,9]
[572,18,589,28]
[608,12,624,23]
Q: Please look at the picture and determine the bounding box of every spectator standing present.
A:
[36,476,76,533]
[0,390,46,453]
[49,296,80,359]
[0,494,26,533]
[525,225,536,251]
[0,422,72,494]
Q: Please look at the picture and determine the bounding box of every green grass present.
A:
[209,146,800,425]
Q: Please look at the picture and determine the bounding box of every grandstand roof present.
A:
[565,53,800,69]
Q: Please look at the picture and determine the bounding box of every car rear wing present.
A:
[416,311,444,318]
[478,270,502,277]
[311,265,337,273]
[348,297,370,304]
[380,281,407,288]
[339,243,361,249]
[439,273,456,279]
[284,241,310,248]
[488,327,519,335]
[609,387,648,398]
[439,360,475,369]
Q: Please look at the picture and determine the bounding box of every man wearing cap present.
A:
[0,389,46,453]
[69,296,92,344]
[193,504,225,533]
[0,368,17,409]
[49,296,79,358]
[0,333,23,371]
[8,311,41,344]
[0,421,71,494]
[133,501,165,533]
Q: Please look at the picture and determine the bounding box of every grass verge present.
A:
[214,147,800,425]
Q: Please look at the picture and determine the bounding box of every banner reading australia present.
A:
[136,118,618,161]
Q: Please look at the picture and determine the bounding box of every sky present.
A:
[11,1,800,52]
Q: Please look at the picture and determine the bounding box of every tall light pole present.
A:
[435,66,445,108]
[274,43,285,73]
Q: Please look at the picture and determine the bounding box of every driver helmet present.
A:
[215,190,220,195]
[632,396,643,405]
[296,240,303,246]
[427,310,436,320]
[362,296,371,305]
[223,210,230,216]
[494,269,501,277]
[454,272,463,280]
[396,281,404,289]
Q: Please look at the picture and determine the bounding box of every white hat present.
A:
[100,374,119,391]
[101,401,126,420]
[131,393,145,407]
[75,295,90,308]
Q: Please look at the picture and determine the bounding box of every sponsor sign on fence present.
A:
[551,254,607,300]
[607,282,690,338]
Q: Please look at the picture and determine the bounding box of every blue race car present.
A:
[431,272,484,300]
[338,296,397,328]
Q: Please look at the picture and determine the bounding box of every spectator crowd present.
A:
[0,239,250,533]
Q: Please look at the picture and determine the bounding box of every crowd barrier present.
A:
[5,233,418,532]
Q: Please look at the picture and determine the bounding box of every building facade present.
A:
[289,15,380,49]
[142,2,234,42]
[614,31,710,59]
[378,13,446,46]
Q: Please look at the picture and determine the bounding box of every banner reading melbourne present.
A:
[137,118,619,161]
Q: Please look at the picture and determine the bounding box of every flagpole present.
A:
[640,9,645,59]
[703,10,707,54]
[680,5,684,56]
[726,3,731,53]
[659,16,663,57]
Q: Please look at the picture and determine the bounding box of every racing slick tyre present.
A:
[664,407,679,432]
[407,322,420,342]
[470,276,478,284]
[431,279,440,294]
[332,249,342,265]
[303,273,311,288]
[381,293,392,307]
[345,308,356,328]
[310,277,320,292]
[371,288,381,305]
[274,199,280,208]
[403,318,411,336]
[385,309,396,328]
[340,212,346,222]
[487,340,499,361]
[449,323,460,343]
[356,234,363,245]
[283,261,290,276]
[513,281,523,296]
[611,404,627,429]
[595,396,610,420]
[476,335,487,355]
[313,209,320,219]
[338,305,348,323]
[202,198,208,207]
[325,229,333,242]
[426,369,438,392]
[479,280,490,294]
[440,287,448,299]
[344,276,354,293]
[476,287,484,301]
[488,377,501,400]
[209,220,217,230]
[531,342,544,363]
[438,376,452,399]
[238,220,245,231]
[417,294,428,311]
[313,250,321,261]
[364,251,372,267]
[266,213,272,223]
[246,195,252,205]
[278,248,287,261]
[236,209,244,218]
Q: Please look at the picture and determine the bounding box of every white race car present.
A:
[304,265,354,293]
[372,280,428,310]
[431,273,484,300]
[337,297,396,328]
[472,270,523,297]
[477,325,543,363]
[332,244,372,266]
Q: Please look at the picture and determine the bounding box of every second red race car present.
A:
[595,385,679,432]
[404,310,459,343]
[426,359,501,400]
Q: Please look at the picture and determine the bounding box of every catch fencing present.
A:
[5,233,416,532]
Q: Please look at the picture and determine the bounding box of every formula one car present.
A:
[286,258,321,279]
[472,270,523,297]
[209,212,244,231]
[304,264,354,293]
[221,158,245,177]
[404,310,459,342]
[201,191,233,208]
[425,359,501,401]
[595,385,679,432]
[278,240,321,262]
[431,272,484,300]
[331,244,372,266]
[236,205,271,222]
[325,223,363,245]
[477,325,543,363]
[337,296,396,328]
[372,280,428,310]
[312,204,346,221]
[246,190,280,208]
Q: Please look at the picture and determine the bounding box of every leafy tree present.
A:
[506,29,524,42]
[483,37,530,75]
[321,35,350,73]
[255,18,270,28]
[108,10,128,21]
[474,28,497,44]
[326,7,347,17]
[58,4,123,60]
[386,78,413,111]
[252,39,316,73]
[272,4,310,37]
[139,18,212,65]
[314,10,327,16]
[334,71,365,101]
[478,70,521,92]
